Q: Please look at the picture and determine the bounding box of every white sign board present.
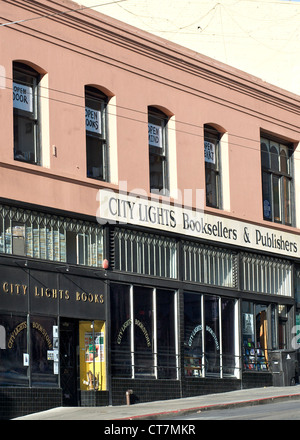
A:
[85,107,101,134]
[13,82,33,112]
[148,123,162,148]
[98,189,300,259]
[23,353,29,367]
[204,141,215,164]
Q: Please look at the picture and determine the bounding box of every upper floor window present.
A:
[85,86,108,181]
[204,125,221,208]
[148,107,168,194]
[261,137,293,225]
[13,62,40,164]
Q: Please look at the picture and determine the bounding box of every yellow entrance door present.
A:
[79,320,106,391]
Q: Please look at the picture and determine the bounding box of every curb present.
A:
[118,392,300,420]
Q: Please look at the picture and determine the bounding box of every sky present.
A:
[79,0,300,94]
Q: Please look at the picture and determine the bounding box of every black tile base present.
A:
[1,373,273,418]
[0,387,62,420]
[111,379,181,406]
[80,390,109,407]
[182,377,241,398]
[241,372,273,389]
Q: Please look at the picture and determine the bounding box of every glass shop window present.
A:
[134,286,154,377]
[156,289,177,379]
[110,284,132,377]
[221,298,236,376]
[31,316,59,387]
[79,320,106,392]
[205,296,220,376]
[184,293,203,377]
[0,315,28,387]
[13,62,40,165]
[184,293,237,378]
[110,283,178,379]
[242,302,269,371]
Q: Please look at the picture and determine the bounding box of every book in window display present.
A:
[243,340,268,371]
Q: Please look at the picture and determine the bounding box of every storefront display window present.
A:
[0,315,28,386]
[134,287,154,376]
[242,302,269,371]
[31,316,59,387]
[184,293,203,377]
[110,283,178,379]
[156,289,177,379]
[79,320,106,391]
[205,296,220,376]
[221,298,236,375]
[110,284,132,377]
[184,293,237,378]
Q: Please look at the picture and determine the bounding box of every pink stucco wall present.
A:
[1,0,300,234]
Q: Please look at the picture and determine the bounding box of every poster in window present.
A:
[85,106,101,134]
[84,332,104,363]
[243,313,254,335]
[148,123,162,148]
[13,82,33,113]
[204,141,215,164]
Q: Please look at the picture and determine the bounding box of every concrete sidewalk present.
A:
[13,385,300,420]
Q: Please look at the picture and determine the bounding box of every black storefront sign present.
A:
[0,265,29,313]
[0,264,106,320]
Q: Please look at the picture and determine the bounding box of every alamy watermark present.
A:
[96,181,205,230]
[291,326,300,349]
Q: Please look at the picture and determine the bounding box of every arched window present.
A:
[148,106,169,193]
[261,137,293,225]
[13,62,40,164]
[85,86,108,181]
[204,124,221,208]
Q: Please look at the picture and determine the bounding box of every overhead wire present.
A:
[0,0,129,27]
[0,1,299,157]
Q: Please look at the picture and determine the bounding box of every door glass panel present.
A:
[110,284,131,377]
[79,320,106,391]
[60,319,78,406]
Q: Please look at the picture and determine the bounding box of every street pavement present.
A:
[13,385,300,420]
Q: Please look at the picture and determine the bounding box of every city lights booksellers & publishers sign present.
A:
[97,189,299,258]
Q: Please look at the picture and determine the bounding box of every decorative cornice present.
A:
[2,0,300,126]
